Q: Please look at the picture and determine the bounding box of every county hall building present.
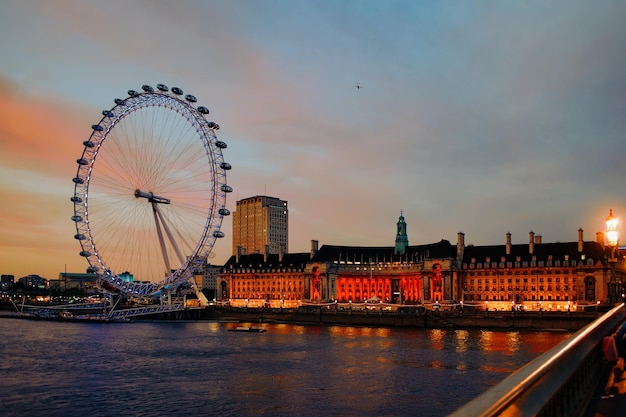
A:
[217,196,621,311]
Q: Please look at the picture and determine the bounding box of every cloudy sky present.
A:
[1,0,625,279]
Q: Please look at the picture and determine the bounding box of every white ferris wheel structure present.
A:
[71,84,232,306]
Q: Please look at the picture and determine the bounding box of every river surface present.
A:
[0,319,570,417]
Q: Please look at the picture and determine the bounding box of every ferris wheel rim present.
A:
[71,84,231,297]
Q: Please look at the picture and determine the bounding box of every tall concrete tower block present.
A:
[232,195,288,256]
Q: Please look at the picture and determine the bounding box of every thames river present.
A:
[0,319,570,417]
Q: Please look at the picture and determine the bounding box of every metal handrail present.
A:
[448,303,626,417]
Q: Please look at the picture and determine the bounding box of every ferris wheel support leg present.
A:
[154,205,186,266]
[182,268,209,308]
[152,202,172,274]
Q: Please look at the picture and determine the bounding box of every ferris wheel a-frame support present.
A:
[135,188,187,275]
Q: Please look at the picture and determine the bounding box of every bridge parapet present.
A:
[449,303,626,417]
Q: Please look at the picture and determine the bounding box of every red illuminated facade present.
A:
[304,240,457,304]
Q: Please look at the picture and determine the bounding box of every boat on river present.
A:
[229,326,266,333]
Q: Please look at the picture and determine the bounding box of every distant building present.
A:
[53,272,99,294]
[19,274,48,289]
[119,271,134,282]
[1,274,14,284]
[232,195,288,257]
[0,274,14,292]
[201,263,222,299]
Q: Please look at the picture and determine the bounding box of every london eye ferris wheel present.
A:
[71,84,232,301]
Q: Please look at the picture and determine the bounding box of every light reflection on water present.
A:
[0,319,570,417]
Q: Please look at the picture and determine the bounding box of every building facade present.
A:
[458,230,611,311]
[306,240,457,304]
[231,195,288,256]
[54,272,99,294]
[200,263,222,300]
[219,251,311,308]
[0,274,14,292]
[217,213,621,311]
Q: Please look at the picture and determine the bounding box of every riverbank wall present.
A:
[207,306,600,331]
[1,302,602,330]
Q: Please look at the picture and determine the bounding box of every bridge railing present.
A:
[107,303,187,319]
[448,303,626,417]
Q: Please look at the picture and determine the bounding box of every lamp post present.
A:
[605,209,619,304]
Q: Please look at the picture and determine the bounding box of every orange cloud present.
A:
[0,78,93,278]
[0,95,86,174]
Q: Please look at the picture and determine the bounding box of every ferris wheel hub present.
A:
[134,189,170,204]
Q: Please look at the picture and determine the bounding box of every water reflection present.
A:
[0,320,571,417]
[455,329,470,353]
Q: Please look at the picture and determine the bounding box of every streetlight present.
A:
[606,209,620,303]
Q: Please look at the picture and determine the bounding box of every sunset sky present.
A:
[1,0,625,280]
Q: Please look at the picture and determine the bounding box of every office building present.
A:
[232,195,288,256]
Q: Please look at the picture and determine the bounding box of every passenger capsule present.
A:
[114,98,124,105]
[71,215,82,222]
[142,85,154,93]
[74,234,86,240]
[83,140,95,148]
[185,94,197,103]
[79,251,91,257]
[213,231,225,238]
[197,106,209,114]
[70,196,83,203]
[221,184,233,193]
[171,87,183,95]
[92,124,103,131]
[102,110,114,117]
[77,158,88,165]
[157,83,169,92]
[218,208,231,216]
[86,266,98,273]
[127,89,138,96]
[72,177,84,184]
[216,141,227,149]
[220,162,232,170]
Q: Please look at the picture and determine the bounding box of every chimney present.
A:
[310,240,319,259]
[529,231,535,254]
[279,244,284,262]
[534,235,542,244]
[457,232,465,257]
[264,244,270,262]
[578,228,584,252]
[597,231,605,246]
[236,246,242,263]
[506,232,512,255]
